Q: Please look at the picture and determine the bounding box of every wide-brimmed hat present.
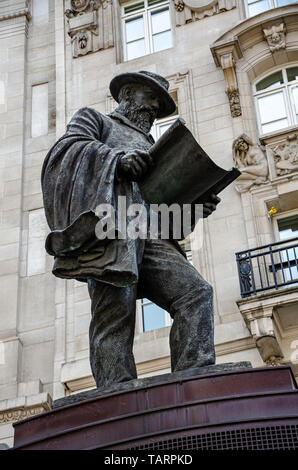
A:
[109,71,176,118]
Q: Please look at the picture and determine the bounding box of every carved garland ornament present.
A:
[173,0,236,26]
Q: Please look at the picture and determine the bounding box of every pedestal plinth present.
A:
[13,365,298,450]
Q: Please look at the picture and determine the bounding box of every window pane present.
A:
[278,215,298,238]
[124,2,144,14]
[142,300,166,331]
[127,38,146,60]
[158,122,172,136]
[256,71,284,91]
[277,0,297,6]
[278,215,298,282]
[125,17,144,42]
[257,91,287,124]
[153,30,172,52]
[287,67,298,82]
[151,8,171,34]
[148,0,167,6]
[261,119,288,133]
[247,0,269,17]
[292,86,298,120]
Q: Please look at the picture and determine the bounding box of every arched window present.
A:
[246,0,297,18]
[254,66,298,134]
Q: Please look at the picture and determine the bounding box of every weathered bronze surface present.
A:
[41,71,222,389]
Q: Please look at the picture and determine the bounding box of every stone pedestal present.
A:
[12,364,298,450]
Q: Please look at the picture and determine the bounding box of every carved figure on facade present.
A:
[263,23,286,52]
[173,0,236,26]
[232,134,268,193]
[65,0,114,58]
[273,134,298,176]
[226,87,241,118]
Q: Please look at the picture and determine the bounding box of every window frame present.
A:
[253,65,298,136]
[244,0,297,18]
[272,209,298,284]
[141,298,173,332]
[121,0,173,62]
[272,208,298,240]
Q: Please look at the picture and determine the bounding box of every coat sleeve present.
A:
[41,107,126,257]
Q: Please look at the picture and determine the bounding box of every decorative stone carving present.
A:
[273,134,298,176]
[232,134,268,193]
[211,43,243,118]
[65,0,114,58]
[173,0,236,26]
[239,305,284,366]
[263,23,286,52]
[219,52,242,118]
[0,405,50,424]
[226,88,241,117]
[265,355,283,367]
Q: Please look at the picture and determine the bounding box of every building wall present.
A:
[0,0,298,447]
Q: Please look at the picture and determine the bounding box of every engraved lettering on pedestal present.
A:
[263,23,286,53]
[232,134,268,193]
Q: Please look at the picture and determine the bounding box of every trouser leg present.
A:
[87,279,138,388]
[138,239,215,372]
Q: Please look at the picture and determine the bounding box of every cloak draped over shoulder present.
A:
[41,107,154,287]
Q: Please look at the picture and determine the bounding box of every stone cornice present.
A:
[0,8,31,23]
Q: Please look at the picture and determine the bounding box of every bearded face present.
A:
[117,84,159,134]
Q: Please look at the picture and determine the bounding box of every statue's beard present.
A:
[117,100,157,134]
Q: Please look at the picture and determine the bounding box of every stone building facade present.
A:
[1,0,298,447]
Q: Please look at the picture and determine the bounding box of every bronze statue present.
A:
[41,71,220,388]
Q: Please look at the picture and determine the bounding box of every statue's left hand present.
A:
[202,193,221,218]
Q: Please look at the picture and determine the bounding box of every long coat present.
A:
[42,107,184,287]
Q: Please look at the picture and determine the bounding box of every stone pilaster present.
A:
[0,0,31,400]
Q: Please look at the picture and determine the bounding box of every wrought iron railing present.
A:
[236,237,298,298]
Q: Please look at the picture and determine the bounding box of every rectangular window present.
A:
[31,83,48,138]
[122,0,172,61]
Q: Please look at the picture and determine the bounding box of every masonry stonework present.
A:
[0,0,298,447]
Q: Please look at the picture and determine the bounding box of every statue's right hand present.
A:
[117,150,154,182]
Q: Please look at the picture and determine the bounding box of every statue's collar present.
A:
[108,111,155,144]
